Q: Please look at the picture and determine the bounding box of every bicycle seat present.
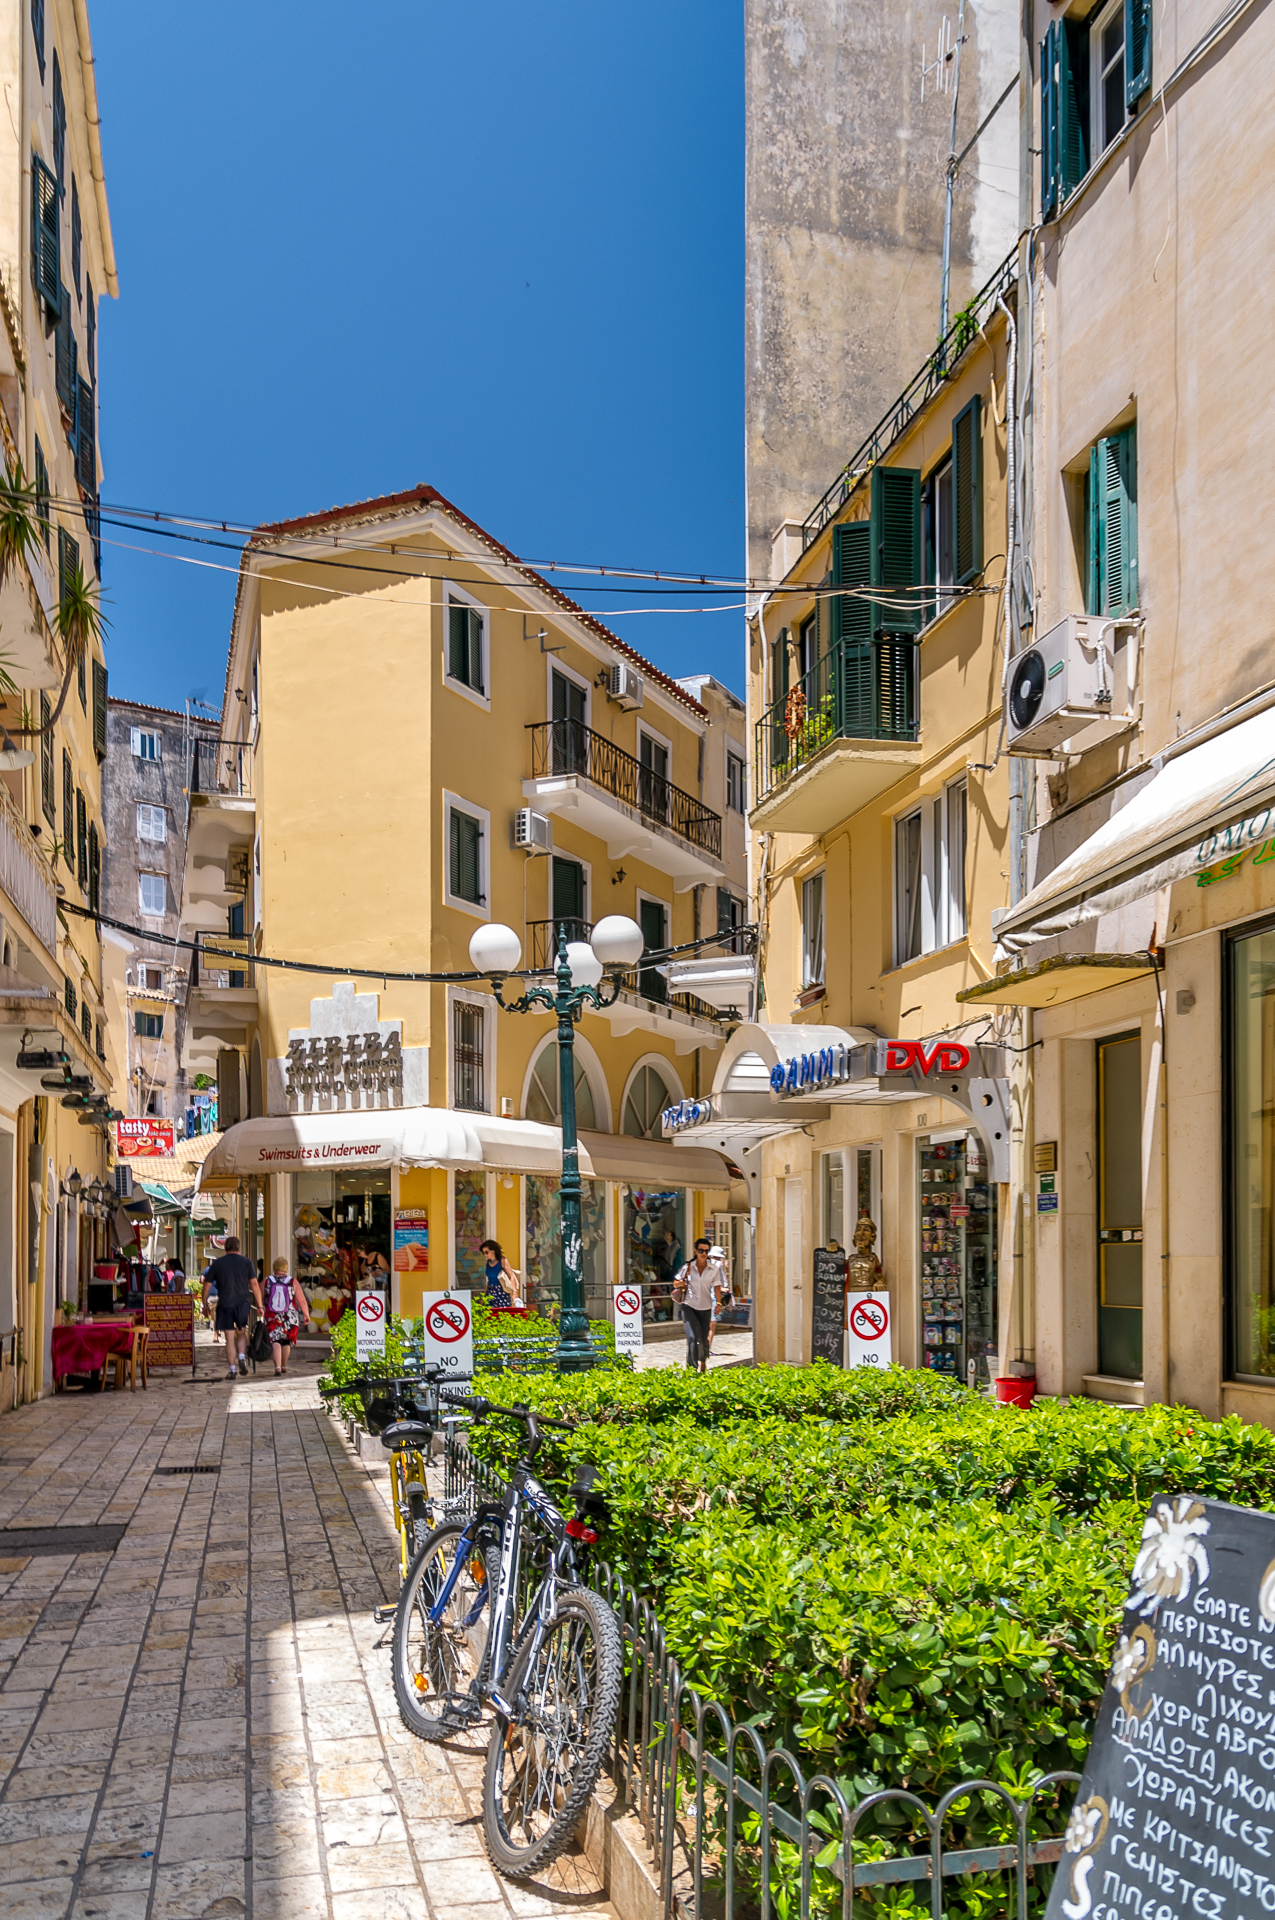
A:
[380,1419,434,1451]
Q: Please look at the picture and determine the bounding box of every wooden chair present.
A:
[111,1326,148,1394]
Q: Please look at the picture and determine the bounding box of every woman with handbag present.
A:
[479,1240,524,1313]
[674,1238,728,1373]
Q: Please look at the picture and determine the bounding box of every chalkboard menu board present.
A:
[810,1248,845,1366]
[1046,1493,1275,1920]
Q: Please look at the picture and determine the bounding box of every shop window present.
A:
[525,1037,595,1131]
[139,872,166,916]
[919,1133,996,1383]
[622,1062,675,1139]
[135,1011,163,1038]
[453,1171,486,1287]
[293,1169,392,1320]
[1085,424,1138,617]
[726,751,746,814]
[446,798,487,910]
[821,1151,844,1250]
[625,1185,687,1326]
[131,728,161,761]
[525,1175,606,1319]
[453,1001,486,1112]
[137,804,167,843]
[446,595,486,696]
[894,779,967,963]
[801,872,825,988]
[1229,924,1275,1379]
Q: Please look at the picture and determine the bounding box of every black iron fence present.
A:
[444,1436,1079,1918]
[755,637,918,806]
[525,919,728,1025]
[190,736,252,798]
[528,720,722,857]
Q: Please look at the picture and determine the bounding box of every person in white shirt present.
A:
[673,1238,729,1373]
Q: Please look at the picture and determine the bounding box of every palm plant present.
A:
[0,458,105,734]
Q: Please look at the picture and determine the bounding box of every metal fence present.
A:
[444,1435,1078,1918]
[527,719,722,857]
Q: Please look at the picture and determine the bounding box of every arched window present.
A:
[525,1039,596,1131]
[622,1063,676,1140]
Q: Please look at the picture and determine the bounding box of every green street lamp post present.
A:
[469,914,646,1373]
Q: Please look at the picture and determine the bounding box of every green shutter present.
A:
[1040,26,1059,221]
[76,377,94,494]
[62,747,73,866]
[55,298,76,422]
[831,522,871,644]
[952,395,983,585]
[30,156,59,315]
[1058,20,1089,202]
[468,609,484,693]
[1089,426,1138,616]
[870,467,922,635]
[770,629,790,767]
[450,809,482,903]
[1126,0,1152,108]
[92,660,107,760]
[87,823,99,913]
[448,604,467,683]
[76,789,86,886]
[58,526,79,609]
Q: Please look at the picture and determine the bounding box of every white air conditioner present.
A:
[512,808,552,852]
[1005,615,1139,756]
[608,663,644,709]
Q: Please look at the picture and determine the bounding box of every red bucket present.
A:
[995,1375,1038,1408]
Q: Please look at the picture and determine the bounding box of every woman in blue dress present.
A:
[479,1240,523,1312]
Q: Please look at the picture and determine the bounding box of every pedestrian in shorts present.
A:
[200,1237,262,1380]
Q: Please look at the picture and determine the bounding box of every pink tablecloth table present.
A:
[52,1322,135,1385]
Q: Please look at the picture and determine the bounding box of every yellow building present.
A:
[668,258,1018,1380]
[188,486,752,1337]
[0,1,117,1407]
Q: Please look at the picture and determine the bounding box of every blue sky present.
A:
[92,2,744,714]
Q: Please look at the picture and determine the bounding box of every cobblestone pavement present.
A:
[633,1326,752,1370]
[0,1343,615,1920]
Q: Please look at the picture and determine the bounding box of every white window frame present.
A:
[634,887,669,994]
[800,870,825,989]
[924,455,956,623]
[442,581,490,711]
[546,656,591,731]
[138,871,166,917]
[1091,0,1128,157]
[637,720,674,782]
[895,777,968,964]
[130,727,161,761]
[726,750,746,814]
[442,791,491,921]
[619,1052,683,1140]
[446,985,496,1114]
[937,776,968,948]
[136,803,167,843]
[820,1148,847,1249]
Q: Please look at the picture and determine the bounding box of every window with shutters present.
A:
[51,51,64,184]
[76,649,85,711]
[1086,424,1138,617]
[725,752,745,813]
[801,871,825,988]
[922,458,955,622]
[444,588,487,701]
[80,1001,91,1045]
[75,789,86,885]
[92,661,107,760]
[54,297,76,426]
[31,0,44,83]
[445,794,488,914]
[34,438,49,549]
[130,728,161,761]
[30,155,59,317]
[135,1011,163,1039]
[70,176,80,298]
[717,886,746,954]
[86,274,95,378]
[39,698,53,824]
[58,527,78,613]
[64,975,75,1020]
[87,822,98,913]
[139,872,166,917]
[137,804,167,843]
[61,748,72,866]
[1041,0,1150,218]
[76,378,95,497]
[452,1000,487,1112]
[951,396,983,585]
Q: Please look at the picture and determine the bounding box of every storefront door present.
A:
[1097,1032,1143,1379]
[918,1133,997,1383]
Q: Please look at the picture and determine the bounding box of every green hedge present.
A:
[464,1364,1275,1914]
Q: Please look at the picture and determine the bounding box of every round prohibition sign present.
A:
[615,1287,642,1318]
[356,1293,386,1324]
[849,1296,889,1342]
[425,1297,471,1344]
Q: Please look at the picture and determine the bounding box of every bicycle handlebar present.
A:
[459,1396,575,1435]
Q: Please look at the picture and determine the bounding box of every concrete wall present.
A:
[745,0,1019,582]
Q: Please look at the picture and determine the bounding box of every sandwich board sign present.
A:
[422,1290,473,1378]
[354,1290,386,1361]
[1044,1493,1275,1920]
[612,1285,644,1359]
[810,1247,846,1365]
[845,1292,891,1369]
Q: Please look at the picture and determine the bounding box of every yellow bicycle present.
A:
[337,1370,450,1581]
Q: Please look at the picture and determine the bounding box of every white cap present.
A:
[709,1245,725,1259]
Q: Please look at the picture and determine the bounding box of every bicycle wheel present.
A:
[481,1584,622,1877]
[392,1523,491,1740]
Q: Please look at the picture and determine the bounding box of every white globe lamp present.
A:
[589,914,645,968]
[565,941,604,990]
[469,923,523,975]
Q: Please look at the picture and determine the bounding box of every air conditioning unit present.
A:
[512,808,552,852]
[1005,615,1139,756]
[608,663,644,709]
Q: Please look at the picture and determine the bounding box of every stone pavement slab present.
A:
[0,1342,617,1920]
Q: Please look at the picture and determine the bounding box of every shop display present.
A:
[524,1176,607,1319]
[918,1136,996,1383]
[453,1171,487,1288]
[293,1169,392,1334]
[624,1186,687,1323]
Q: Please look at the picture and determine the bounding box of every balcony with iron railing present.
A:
[752,636,924,834]
[523,720,723,885]
[190,736,252,799]
[524,918,731,1038]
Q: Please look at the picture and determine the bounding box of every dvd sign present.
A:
[879,1041,970,1076]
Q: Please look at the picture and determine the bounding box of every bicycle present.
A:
[328,1367,459,1584]
[391,1394,621,1878]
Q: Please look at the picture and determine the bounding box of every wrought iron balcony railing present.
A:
[190,736,252,799]
[754,636,918,805]
[527,720,722,858]
[525,919,726,1024]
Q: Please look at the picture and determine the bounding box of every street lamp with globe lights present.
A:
[468,914,645,1372]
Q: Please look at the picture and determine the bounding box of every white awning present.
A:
[995,706,1275,956]
[197,1108,574,1183]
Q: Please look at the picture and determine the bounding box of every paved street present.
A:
[0,1345,614,1920]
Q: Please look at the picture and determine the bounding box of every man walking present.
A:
[673,1237,727,1374]
[200,1237,262,1380]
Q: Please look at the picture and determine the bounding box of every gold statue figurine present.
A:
[845,1215,884,1295]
